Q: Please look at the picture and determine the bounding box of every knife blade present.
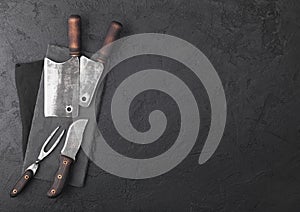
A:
[44,15,81,117]
[47,21,123,198]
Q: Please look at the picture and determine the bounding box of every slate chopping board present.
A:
[22,45,93,187]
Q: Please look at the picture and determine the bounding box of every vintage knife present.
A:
[44,15,81,117]
[47,119,88,197]
[47,21,123,198]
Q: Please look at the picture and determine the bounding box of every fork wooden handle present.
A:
[68,15,81,57]
[10,170,34,197]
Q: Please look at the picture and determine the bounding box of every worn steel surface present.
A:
[44,57,79,117]
[61,119,88,161]
[79,56,104,107]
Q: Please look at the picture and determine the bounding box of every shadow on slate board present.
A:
[15,60,43,158]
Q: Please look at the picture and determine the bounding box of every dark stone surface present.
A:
[1,0,300,211]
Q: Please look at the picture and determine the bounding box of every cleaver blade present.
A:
[44,57,79,117]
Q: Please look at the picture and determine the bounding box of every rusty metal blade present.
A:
[44,57,79,117]
[79,55,104,107]
[61,119,88,161]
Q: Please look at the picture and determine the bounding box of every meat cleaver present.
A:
[44,15,81,117]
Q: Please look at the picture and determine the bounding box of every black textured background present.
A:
[1,0,300,211]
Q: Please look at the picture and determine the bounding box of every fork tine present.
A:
[41,126,60,151]
[46,130,65,155]
[38,126,63,161]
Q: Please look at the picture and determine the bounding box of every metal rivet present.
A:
[81,96,87,102]
[51,189,56,194]
[63,160,68,165]
[24,175,29,180]
[66,105,73,113]
[13,189,17,194]
[57,174,62,179]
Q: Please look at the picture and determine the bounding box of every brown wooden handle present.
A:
[47,155,73,198]
[10,170,34,197]
[68,15,81,57]
[98,21,123,62]
[102,21,123,47]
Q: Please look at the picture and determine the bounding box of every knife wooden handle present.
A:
[47,155,73,198]
[98,21,123,62]
[68,15,81,57]
[10,170,34,197]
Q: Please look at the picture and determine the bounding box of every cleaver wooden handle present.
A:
[97,21,122,62]
[68,15,81,57]
[47,155,73,198]
[102,21,123,47]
